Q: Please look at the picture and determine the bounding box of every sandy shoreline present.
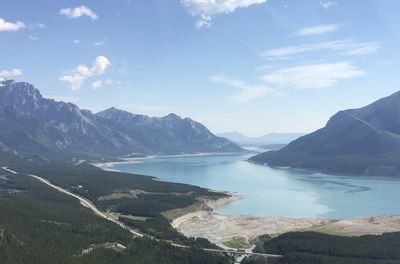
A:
[91,160,141,172]
[171,193,400,249]
[171,193,331,248]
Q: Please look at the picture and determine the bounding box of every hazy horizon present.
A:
[1,0,400,137]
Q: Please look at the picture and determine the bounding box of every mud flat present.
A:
[171,194,331,248]
[172,192,400,249]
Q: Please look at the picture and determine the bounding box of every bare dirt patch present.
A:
[80,242,127,256]
[308,215,400,236]
[172,193,400,249]
[171,193,330,248]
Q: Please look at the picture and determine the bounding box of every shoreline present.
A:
[91,160,140,172]
[250,160,400,180]
[171,193,331,248]
[207,191,245,210]
[92,155,400,249]
[91,151,249,172]
[171,193,400,249]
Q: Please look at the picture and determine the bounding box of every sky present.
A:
[1,0,400,137]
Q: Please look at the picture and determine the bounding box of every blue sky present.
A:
[1,0,400,136]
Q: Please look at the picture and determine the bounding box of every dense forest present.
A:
[0,156,225,244]
[242,232,400,264]
[3,152,400,264]
[0,168,232,263]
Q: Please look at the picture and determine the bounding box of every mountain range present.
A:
[0,80,243,160]
[250,90,400,176]
[217,132,305,146]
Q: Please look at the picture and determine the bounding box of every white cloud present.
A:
[260,39,380,60]
[293,24,339,36]
[181,0,267,28]
[90,56,110,75]
[60,5,98,21]
[0,69,23,80]
[262,61,364,89]
[91,80,103,90]
[93,40,105,46]
[0,18,25,32]
[320,1,336,9]
[342,43,380,55]
[209,74,271,103]
[27,23,46,30]
[73,39,80,44]
[28,35,38,41]
[59,74,86,90]
[90,78,115,91]
[196,14,212,28]
[227,85,269,103]
[60,56,111,90]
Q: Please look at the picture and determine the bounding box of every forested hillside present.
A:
[0,168,232,263]
[242,232,400,264]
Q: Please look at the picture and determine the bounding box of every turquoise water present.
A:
[114,154,400,219]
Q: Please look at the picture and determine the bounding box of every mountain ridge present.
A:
[0,80,243,160]
[250,90,400,176]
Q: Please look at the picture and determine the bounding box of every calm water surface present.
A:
[114,153,400,219]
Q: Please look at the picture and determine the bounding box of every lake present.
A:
[113,153,400,219]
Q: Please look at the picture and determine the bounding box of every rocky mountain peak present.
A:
[0,80,243,159]
[0,80,44,114]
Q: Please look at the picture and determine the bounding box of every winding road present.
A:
[1,166,282,261]
[2,167,145,237]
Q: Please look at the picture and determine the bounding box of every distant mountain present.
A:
[217,132,305,146]
[95,108,243,156]
[250,90,400,176]
[0,80,243,160]
[262,144,287,150]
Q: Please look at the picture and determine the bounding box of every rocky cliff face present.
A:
[0,80,243,160]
